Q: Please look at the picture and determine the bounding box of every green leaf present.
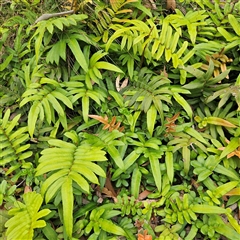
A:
[95,62,123,73]
[214,164,239,180]
[67,38,88,72]
[131,167,142,199]
[219,137,240,160]
[82,95,89,122]
[5,113,21,135]
[217,27,237,41]
[28,101,41,138]
[51,89,73,109]
[184,127,208,145]
[89,51,108,67]
[228,14,240,36]
[215,181,239,197]
[148,150,162,192]
[107,145,124,170]
[0,54,13,71]
[206,117,237,128]
[100,218,126,236]
[45,177,66,203]
[61,177,73,238]
[42,223,58,240]
[191,204,228,214]
[147,105,156,137]
[37,168,68,193]
[215,224,240,240]
[46,93,65,116]
[5,192,50,240]
[69,171,89,193]
[165,151,174,184]
[182,145,190,174]
[173,92,192,119]
[71,164,99,184]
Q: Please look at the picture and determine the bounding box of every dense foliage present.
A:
[0,0,240,239]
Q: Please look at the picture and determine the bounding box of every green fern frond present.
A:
[121,68,172,123]
[35,132,107,238]
[5,191,50,240]
[0,109,32,166]
[20,80,73,137]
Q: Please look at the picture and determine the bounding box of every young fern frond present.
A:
[5,192,50,240]
[0,109,32,166]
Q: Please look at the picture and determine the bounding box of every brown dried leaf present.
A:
[24,186,32,194]
[116,75,128,92]
[138,230,152,240]
[89,115,108,124]
[138,190,152,200]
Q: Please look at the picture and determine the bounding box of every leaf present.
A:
[165,151,174,183]
[67,38,88,72]
[173,92,192,119]
[138,230,152,240]
[228,14,240,36]
[88,115,124,132]
[5,192,50,240]
[215,224,240,240]
[184,127,208,145]
[61,178,73,238]
[206,117,237,128]
[95,61,123,73]
[107,145,124,170]
[82,95,89,122]
[0,54,13,71]
[115,76,129,92]
[28,101,41,138]
[182,145,190,174]
[214,164,239,180]
[89,50,108,67]
[148,150,162,192]
[225,187,240,196]
[131,167,142,199]
[191,204,228,214]
[100,218,126,236]
[147,105,156,137]
[215,181,239,197]
[219,137,240,160]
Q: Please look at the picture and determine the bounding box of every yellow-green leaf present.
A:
[61,178,73,238]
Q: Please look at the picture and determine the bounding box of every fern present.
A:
[106,10,208,67]
[0,109,32,167]
[29,14,89,63]
[19,79,73,138]
[35,131,107,238]
[5,192,50,240]
[121,68,192,124]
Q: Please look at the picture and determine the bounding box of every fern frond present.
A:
[0,109,32,166]
[20,80,73,137]
[5,192,50,240]
[35,132,107,238]
[121,68,172,123]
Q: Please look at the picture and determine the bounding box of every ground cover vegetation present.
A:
[0,0,240,239]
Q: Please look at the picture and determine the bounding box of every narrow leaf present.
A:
[147,105,156,137]
[206,117,237,128]
[95,61,123,73]
[219,137,240,160]
[67,38,88,72]
[61,178,73,238]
